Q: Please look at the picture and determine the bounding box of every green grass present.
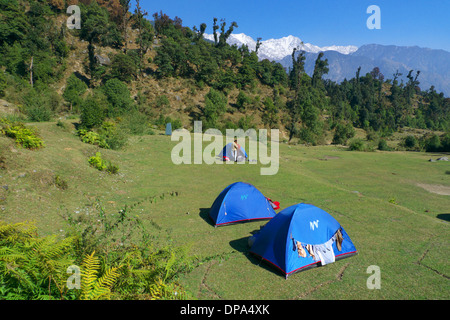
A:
[0,119,449,299]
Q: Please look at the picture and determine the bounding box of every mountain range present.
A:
[203,33,450,96]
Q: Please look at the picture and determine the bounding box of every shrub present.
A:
[378,139,391,151]
[56,120,67,129]
[78,121,128,150]
[119,110,150,135]
[332,122,356,145]
[22,88,55,122]
[0,71,6,98]
[202,88,227,128]
[26,105,52,122]
[88,152,119,174]
[98,121,128,150]
[53,174,68,190]
[1,192,195,300]
[63,74,88,112]
[424,134,441,152]
[110,53,137,83]
[349,138,366,151]
[404,135,417,150]
[102,79,134,117]
[88,152,107,171]
[80,95,106,130]
[155,115,181,131]
[0,119,45,149]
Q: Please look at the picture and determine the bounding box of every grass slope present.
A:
[0,120,448,299]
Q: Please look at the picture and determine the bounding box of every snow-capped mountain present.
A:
[202,33,449,96]
[203,33,358,60]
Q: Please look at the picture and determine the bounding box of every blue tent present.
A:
[249,203,357,278]
[209,182,277,227]
[165,122,172,136]
[217,143,248,162]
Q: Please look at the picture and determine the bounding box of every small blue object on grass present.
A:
[165,122,172,136]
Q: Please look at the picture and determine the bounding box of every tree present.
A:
[202,88,227,128]
[217,19,238,47]
[261,97,279,128]
[118,0,132,52]
[236,91,251,111]
[102,79,134,117]
[133,0,154,74]
[63,74,88,112]
[110,53,137,82]
[0,0,29,46]
[311,52,329,88]
[289,48,306,91]
[332,121,355,145]
[80,93,107,129]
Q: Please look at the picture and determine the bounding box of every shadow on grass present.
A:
[199,207,214,227]
[437,213,450,222]
[229,234,286,278]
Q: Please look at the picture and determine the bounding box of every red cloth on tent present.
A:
[266,198,280,210]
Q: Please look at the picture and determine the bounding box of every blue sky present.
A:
[135,0,450,52]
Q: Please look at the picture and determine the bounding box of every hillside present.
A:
[0,0,448,148]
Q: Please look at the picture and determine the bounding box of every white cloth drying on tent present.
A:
[312,240,335,265]
[310,235,336,266]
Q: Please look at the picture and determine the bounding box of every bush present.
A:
[63,74,88,112]
[102,79,134,117]
[88,152,119,174]
[22,88,57,122]
[422,133,450,152]
[26,105,52,122]
[202,88,227,128]
[332,122,356,145]
[78,121,128,150]
[53,174,68,190]
[98,121,128,150]
[119,110,150,135]
[77,129,107,148]
[0,118,45,149]
[80,95,106,129]
[349,138,367,151]
[378,139,391,151]
[88,152,107,171]
[424,134,441,152]
[404,135,417,150]
[110,53,137,83]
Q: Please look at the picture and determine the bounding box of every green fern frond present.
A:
[97,266,121,289]
[79,251,121,300]
[0,221,37,244]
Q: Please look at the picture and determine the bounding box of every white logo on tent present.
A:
[310,220,319,230]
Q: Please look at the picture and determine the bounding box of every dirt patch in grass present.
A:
[417,183,450,196]
[318,155,341,161]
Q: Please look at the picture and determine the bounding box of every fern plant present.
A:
[0,118,45,149]
[0,221,76,300]
[79,251,121,300]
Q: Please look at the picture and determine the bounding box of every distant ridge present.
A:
[203,33,449,96]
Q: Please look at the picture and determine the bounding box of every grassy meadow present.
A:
[0,119,449,300]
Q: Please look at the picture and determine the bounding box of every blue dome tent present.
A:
[218,142,248,162]
[249,203,357,278]
[209,182,277,227]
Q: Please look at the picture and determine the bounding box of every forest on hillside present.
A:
[0,0,449,152]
